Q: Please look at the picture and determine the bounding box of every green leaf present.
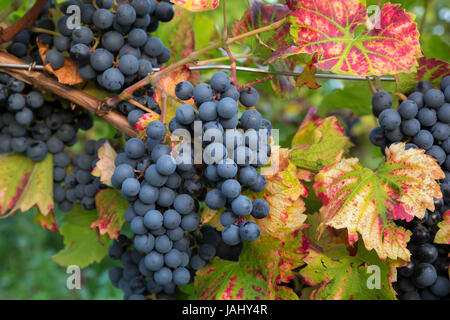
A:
[53,205,110,268]
[300,240,397,300]
[314,143,444,260]
[91,189,128,240]
[290,114,352,171]
[0,153,53,217]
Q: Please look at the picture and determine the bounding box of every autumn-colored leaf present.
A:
[0,153,53,217]
[91,189,129,240]
[9,153,53,216]
[53,205,110,268]
[134,112,161,131]
[300,240,397,300]
[91,141,116,187]
[271,1,421,76]
[37,39,83,85]
[314,143,444,260]
[248,160,308,240]
[397,57,450,93]
[196,147,309,300]
[435,210,450,245]
[195,237,303,300]
[173,0,219,12]
[295,52,321,90]
[0,154,34,215]
[290,112,352,171]
[34,211,59,233]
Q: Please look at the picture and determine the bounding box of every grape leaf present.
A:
[37,39,83,85]
[270,1,421,76]
[34,211,59,233]
[91,141,116,187]
[247,151,308,240]
[173,0,219,12]
[0,153,53,217]
[91,189,128,240]
[195,147,308,300]
[314,143,444,260]
[53,205,110,268]
[300,240,397,300]
[290,111,352,171]
[9,153,53,216]
[397,57,450,94]
[195,236,303,300]
[435,210,450,245]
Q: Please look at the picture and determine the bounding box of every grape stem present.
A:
[30,27,61,37]
[366,76,378,94]
[0,0,50,44]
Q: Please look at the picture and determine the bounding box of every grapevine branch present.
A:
[105,17,289,107]
[0,0,49,43]
[0,52,137,137]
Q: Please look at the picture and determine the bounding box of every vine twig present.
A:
[0,52,137,137]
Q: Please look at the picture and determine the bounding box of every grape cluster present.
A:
[369,76,450,300]
[0,72,93,161]
[53,139,108,212]
[110,124,201,297]
[107,72,271,298]
[108,226,242,300]
[172,72,271,246]
[52,0,174,92]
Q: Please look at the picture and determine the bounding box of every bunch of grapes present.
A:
[107,72,271,299]
[0,72,110,213]
[55,0,173,92]
[369,75,450,300]
[109,124,201,297]
[108,226,242,300]
[172,72,271,246]
[53,139,109,212]
[0,72,93,161]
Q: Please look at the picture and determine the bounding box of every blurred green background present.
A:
[0,0,448,299]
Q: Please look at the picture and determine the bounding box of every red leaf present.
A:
[271,1,421,76]
[91,189,129,240]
